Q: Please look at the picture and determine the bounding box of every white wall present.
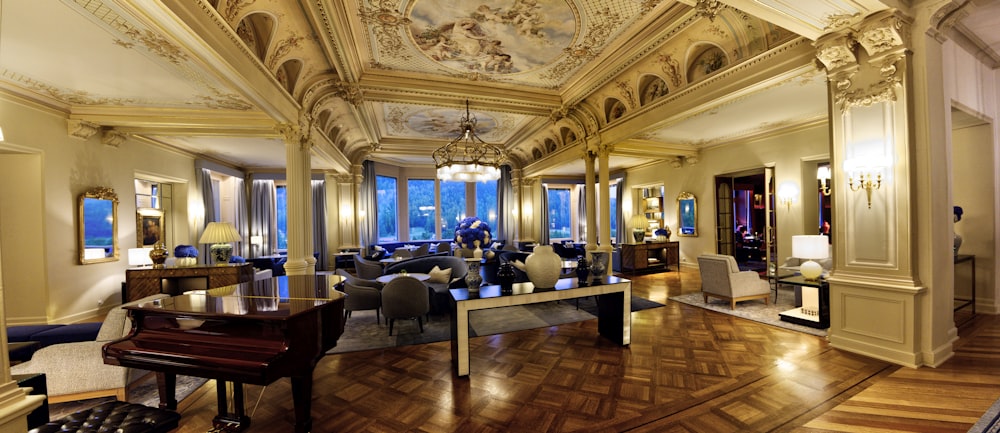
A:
[0,96,197,324]
[626,124,829,266]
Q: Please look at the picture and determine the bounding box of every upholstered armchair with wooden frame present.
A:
[381,276,431,336]
[11,294,171,403]
[337,269,383,323]
[353,254,384,280]
[697,254,771,309]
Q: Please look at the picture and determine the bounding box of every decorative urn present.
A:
[524,245,561,289]
[497,261,516,295]
[575,256,590,286]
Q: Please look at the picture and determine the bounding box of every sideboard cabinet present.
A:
[620,241,679,274]
[123,263,255,302]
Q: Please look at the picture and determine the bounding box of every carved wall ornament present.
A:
[857,14,905,58]
[824,13,860,32]
[838,76,901,110]
[656,52,683,87]
[221,0,254,23]
[67,119,101,141]
[101,129,128,147]
[616,79,636,109]
[685,155,699,165]
[815,33,857,71]
[266,34,309,70]
[540,7,623,81]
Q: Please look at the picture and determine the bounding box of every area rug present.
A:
[669,287,828,337]
[47,374,208,421]
[329,296,664,354]
[971,395,1000,433]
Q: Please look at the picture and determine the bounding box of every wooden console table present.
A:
[620,241,679,274]
[123,264,255,302]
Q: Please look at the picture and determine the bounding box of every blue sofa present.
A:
[8,322,102,361]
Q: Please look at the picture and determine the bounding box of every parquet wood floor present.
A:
[165,268,1000,432]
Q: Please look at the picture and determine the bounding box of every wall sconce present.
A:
[777,181,799,210]
[817,166,831,196]
[250,235,263,247]
[844,157,889,209]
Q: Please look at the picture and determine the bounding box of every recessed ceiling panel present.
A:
[381,102,533,142]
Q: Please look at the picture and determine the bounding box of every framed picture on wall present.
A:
[137,209,164,247]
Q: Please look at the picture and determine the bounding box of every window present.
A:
[408,179,436,240]
[376,175,398,241]
[476,181,498,231]
[439,180,466,235]
[548,187,571,240]
[276,185,287,250]
[609,182,618,239]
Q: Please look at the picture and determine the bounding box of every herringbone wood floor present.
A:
[166,268,1000,432]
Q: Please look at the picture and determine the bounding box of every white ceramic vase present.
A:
[525,245,561,289]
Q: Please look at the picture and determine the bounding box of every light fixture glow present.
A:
[199,222,243,265]
[844,156,890,209]
[432,100,506,182]
[777,181,799,210]
[817,165,831,196]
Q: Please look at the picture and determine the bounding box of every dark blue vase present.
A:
[575,256,590,286]
[497,262,516,295]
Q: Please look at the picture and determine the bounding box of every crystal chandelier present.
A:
[432,100,505,182]
[695,0,724,21]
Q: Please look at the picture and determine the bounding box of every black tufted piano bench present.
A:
[29,400,180,433]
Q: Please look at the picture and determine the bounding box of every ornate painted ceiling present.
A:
[0,0,997,176]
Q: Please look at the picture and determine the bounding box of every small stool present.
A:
[30,401,180,433]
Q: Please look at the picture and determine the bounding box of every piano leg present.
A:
[155,372,177,410]
[213,381,251,432]
[291,374,313,433]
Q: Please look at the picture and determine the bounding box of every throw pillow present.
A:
[427,265,452,284]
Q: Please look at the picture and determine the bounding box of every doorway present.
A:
[715,168,775,274]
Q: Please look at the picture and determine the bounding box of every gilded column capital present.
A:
[856,10,909,63]
[815,32,858,72]
[101,129,128,147]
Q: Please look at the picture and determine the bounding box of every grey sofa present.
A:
[384,255,468,314]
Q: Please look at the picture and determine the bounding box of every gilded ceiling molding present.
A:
[927,0,967,43]
[824,13,862,33]
[655,52,684,87]
[67,120,101,141]
[101,129,128,147]
[616,79,637,109]
[541,7,625,81]
[637,0,664,16]
[358,1,412,61]
[815,33,858,72]
[198,90,254,110]
[266,34,310,70]
[221,0,254,23]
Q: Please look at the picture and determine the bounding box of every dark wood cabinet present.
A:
[620,241,679,274]
[123,264,255,302]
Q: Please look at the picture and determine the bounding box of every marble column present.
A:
[583,148,597,253]
[277,121,315,275]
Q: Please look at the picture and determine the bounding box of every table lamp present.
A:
[199,222,242,265]
[792,235,829,281]
[628,214,648,243]
[128,247,153,267]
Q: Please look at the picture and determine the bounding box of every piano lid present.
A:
[128,274,345,319]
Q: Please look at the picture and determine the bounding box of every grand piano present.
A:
[103,274,345,433]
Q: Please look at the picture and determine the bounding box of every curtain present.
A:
[577,184,586,242]
[615,176,626,245]
[198,168,217,262]
[497,165,514,244]
[311,179,328,271]
[250,179,275,258]
[359,160,378,255]
[539,184,550,246]
[233,177,247,259]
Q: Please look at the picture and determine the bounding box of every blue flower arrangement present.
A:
[173,245,198,258]
[954,206,964,222]
[229,255,246,264]
[454,216,492,251]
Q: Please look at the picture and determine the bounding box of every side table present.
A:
[777,275,829,329]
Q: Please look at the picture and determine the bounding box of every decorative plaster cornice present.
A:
[102,129,128,147]
[68,119,101,141]
[357,0,412,61]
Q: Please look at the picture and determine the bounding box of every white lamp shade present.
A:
[199,222,243,244]
[628,214,648,230]
[792,235,829,260]
[128,247,153,266]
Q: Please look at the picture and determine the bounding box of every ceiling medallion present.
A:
[432,100,506,182]
[694,0,724,22]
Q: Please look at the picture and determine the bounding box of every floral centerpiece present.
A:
[454,216,492,253]
[173,244,198,267]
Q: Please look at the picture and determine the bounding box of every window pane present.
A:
[475,181,498,234]
[548,187,571,240]
[408,179,436,240]
[440,181,466,235]
[276,185,287,250]
[376,175,398,242]
[610,183,618,239]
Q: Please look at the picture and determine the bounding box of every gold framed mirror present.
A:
[78,187,119,264]
[677,191,697,237]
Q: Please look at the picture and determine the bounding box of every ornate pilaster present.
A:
[334,173,360,250]
[596,143,613,253]
[520,176,538,243]
[817,8,953,367]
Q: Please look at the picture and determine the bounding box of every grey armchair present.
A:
[354,254,384,280]
[381,276,431,335]
[11,294,171,403]
[697,254,771,309]
[411,243,430,257]
[337,269,383,323]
